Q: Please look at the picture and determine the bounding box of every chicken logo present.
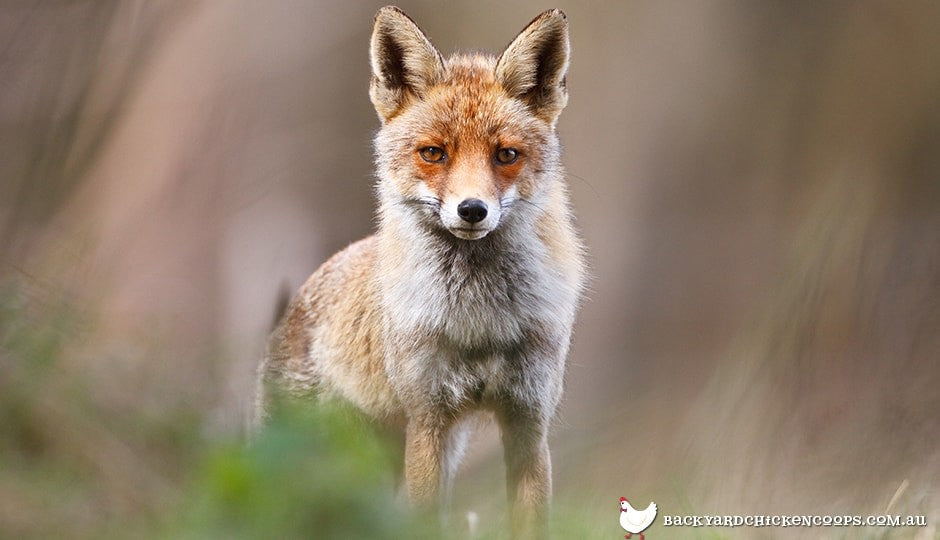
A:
[619,496,657,539]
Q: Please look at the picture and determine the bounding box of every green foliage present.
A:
[168,402,432,540]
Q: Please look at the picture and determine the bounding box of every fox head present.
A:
[370,6,570,241]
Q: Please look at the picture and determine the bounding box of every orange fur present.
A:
[257,8,584,538]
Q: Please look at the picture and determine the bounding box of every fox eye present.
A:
[495,148,519,165]
[419,146,446,163]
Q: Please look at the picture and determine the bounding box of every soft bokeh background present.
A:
[1,1,938,538]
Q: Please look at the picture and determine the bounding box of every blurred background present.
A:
[1,1,938,538]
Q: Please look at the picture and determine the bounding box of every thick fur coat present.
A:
[257,7,585,537]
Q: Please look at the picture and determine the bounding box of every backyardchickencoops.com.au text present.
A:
[662,514,927,529]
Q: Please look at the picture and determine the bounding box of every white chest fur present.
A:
[378,225,578,356]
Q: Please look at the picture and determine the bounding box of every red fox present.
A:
[257,6,585,537]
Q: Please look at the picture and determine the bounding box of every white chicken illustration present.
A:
[619,496,657,539]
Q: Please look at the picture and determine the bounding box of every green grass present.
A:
[164,402,435,539]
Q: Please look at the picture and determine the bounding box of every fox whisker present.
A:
[401,196,442,212]
[499,197,518,210]
[516,197,547,214]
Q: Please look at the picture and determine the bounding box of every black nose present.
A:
[457,198,488,223]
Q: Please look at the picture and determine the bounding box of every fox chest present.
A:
[380,243,576,356]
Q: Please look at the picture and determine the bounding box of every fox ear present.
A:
[370,6,445,123]
[496,9,570,125]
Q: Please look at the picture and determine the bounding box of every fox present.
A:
[256,6,585,537]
